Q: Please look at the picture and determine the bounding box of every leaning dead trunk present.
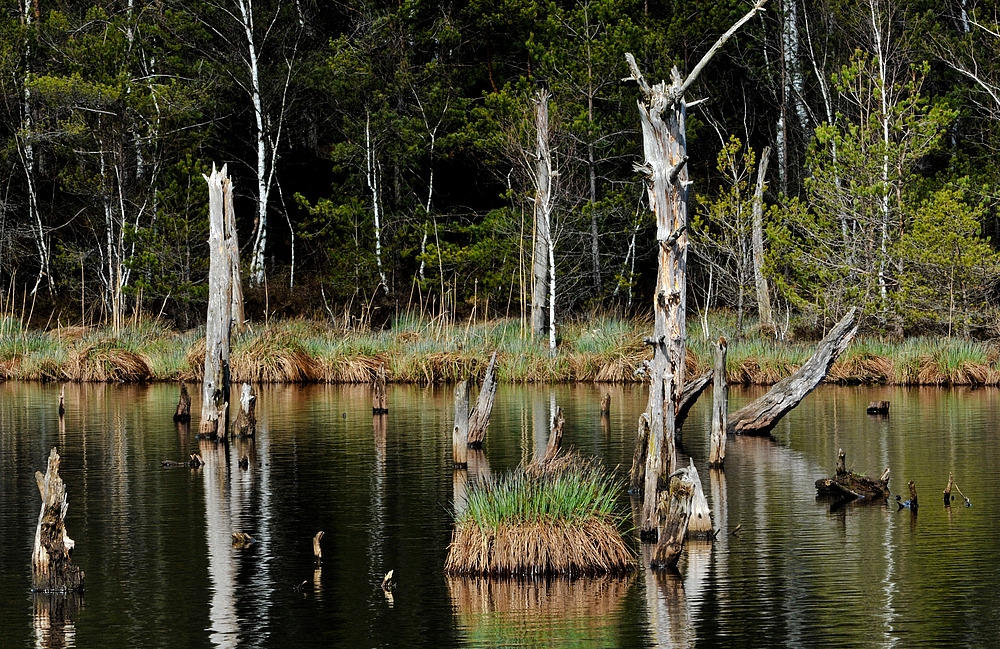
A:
[233,383,256,437]
[467,352,497,448]
[709,338,728,467]
[728,307,858,435]
[32,448,84,592]
[200,165,235,439]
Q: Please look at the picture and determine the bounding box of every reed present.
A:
[444,456,634,576]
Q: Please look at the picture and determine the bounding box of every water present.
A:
[2,381,999,648]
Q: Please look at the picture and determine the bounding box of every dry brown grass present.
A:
[829,353,893,384]
[231,331,322,382]
[444,519,633,577]
[48,326,91,343]
[64,342,152,382]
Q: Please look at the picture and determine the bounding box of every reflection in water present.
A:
[33,593,81,649]
[371,414,388,605]
[447,575,632,648]
[201,439,237,648]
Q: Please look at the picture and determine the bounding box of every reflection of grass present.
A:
[2,312,999,385]
[447,575,632,648]
[444,457,633,576]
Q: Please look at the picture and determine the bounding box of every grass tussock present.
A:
[65,341,153,382]
[444,455,633,577]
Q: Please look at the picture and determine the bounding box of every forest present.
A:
[2,0,999,337]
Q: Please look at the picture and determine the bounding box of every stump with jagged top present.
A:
[32,448,84,592]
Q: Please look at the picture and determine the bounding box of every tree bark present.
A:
[751,146,772,329]
[467,352,497,448]
[224,180,245,333]
[685,459,713,537]
[453,380,469,467]
[531,90,554,340]
[234,383,256,437]
[709,337,728,467]
[728,307,858,435]
[200,165,234,439]
[650,467,695,569]
[32,448,84,592]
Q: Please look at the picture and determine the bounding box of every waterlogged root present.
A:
[443,519,633,577]
[65,342,152,382]
[232,331,322,382]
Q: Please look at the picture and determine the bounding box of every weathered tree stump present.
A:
[32,448,84,593]
[467,352,497,448]
[453,380,469,467]
[233,383,256,437]
[58,386,65,418]
[629,412,651,494]
[541,407,566,465]
[313,531,325,564]
[174,380,191,423]
[866,401,890,415]
[600,393,611,416]
[902,480,918,512]
[200,165,236,439]
[815,449,890,501]
[372,363,388,414]
[685,460,713,537]
[728,307,859,435]
[943,472,953,506]
[709,337,728,467]
[650,467,696,569]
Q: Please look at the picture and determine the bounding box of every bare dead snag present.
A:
[907,480,918,512]
[685,459,713,537]
[728,307,859,435]
[234,383,256,437]
[629,412,651,494]
[650,467,696,569]
[709,337,728,467]
[453,380,469,467]
[943,472,954,506]
[313,531,325,564]
[542,407,566,464]
[467,352,497,448]
[32,448,84,593]
[200,165,236,439]
[174,380,191,423]
[372,363,388,414]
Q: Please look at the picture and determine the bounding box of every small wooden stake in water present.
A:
[453,381,469,467]
[373,363,388,414]
[600,393,611,416]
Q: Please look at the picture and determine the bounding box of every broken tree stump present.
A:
[58,386,65,418]
[600,393,611,416]
[313,531,325,564]
[372,363,388,414]
[866,401,890,415]
[943,472,955,506]
[32,448,84,593]
[174,380,191,423]
[467,352,497,448]
[708,337,728,467]
[629,412,651,495]
[233,383,256,437]
[200,165,236,439]
[650,466,696,569]
[815,449,890,501]
[685,460,712,537]
[453,380,469,468]
[728,307,859,435]
[541,407,566,465]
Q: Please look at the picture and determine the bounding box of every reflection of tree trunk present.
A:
[642,550,695,648]
[200,439,237,647]
[33,592,82,649]
[532,390,549,461]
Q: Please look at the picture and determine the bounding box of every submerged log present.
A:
[815,449,890,501]
[233,383,256,437]
[174,380,191,423]
[467,352,497,448]
[866,401,890,415]
[372,363,388,414]
[32,448,84,593]
[708,338,728,467]
[728,307,859,435]
[453,380,469,467]
[650,466,696,569]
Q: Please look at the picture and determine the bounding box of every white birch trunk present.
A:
[366,113,388,293]
[751,146,772,328]
[870,0,891,308]
[530,90,555,340]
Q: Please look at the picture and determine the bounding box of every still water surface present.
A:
[1,381,998,648]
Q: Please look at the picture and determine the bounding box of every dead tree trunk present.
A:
[686,459,713,537]
[600,393,611,416]
[32,448,84,592]
[313,531,324,564]
[728,306,858,435]
[372,363,388,414]
[943,472,954,506]
[453,380,469,468]
[650,466,696,569]
[709,337,728,467]
[174,380,191,423]
[752,146,772,329]
[542,406,565,464]
[234,383,256,437]
[531,90,555,342]
[224,179,245,334]
[626,0,765,540]
[467,352,497,448]
[200,165,235,439]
